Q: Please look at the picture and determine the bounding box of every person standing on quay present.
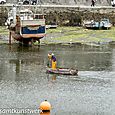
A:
[91,0,95,6]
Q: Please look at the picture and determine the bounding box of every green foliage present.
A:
[0,26,8,35]
[46,26,115,43]
[0,26,115,44]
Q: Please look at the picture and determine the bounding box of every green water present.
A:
[0,44,115,115]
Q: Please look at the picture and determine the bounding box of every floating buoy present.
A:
[39,100,51,112]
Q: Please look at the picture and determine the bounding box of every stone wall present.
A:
[0,7,8,26]
[0,6,115,26]
[44,10,115,26]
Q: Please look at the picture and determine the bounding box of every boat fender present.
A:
[39,100,51,112]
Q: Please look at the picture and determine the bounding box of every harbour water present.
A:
[0,44,115,115]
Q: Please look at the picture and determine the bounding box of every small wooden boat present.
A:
[46,68,78,75]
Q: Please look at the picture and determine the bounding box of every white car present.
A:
[111,0,115,7]
[0,0,6,4]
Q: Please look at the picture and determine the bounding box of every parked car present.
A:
[31,0,37,5]
[0,0,6,4]
[18,0,23,5]
[23,0,37,5]
[23,0,30,5]
[111,0,115,7]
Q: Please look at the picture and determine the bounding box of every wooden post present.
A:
[9,31,11,45]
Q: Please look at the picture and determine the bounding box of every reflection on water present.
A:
[0,44,115,115]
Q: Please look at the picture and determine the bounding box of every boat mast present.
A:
[12,5,16,25]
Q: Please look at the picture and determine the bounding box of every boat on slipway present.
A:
[83,18,112,30]
[46,67,78,76]
[6,6,46,45]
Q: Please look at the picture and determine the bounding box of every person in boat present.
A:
[47,53,57,70]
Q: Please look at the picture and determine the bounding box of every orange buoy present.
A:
[39,100,51,111]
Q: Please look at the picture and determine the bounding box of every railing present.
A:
[20,19,45,27]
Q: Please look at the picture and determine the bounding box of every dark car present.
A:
[0,0,6,4]
[23,0,30,5]
[31,0,37,5]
